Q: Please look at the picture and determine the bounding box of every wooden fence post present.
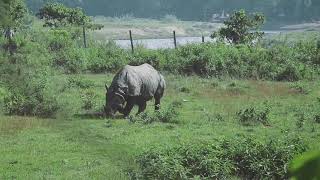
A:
[173,30,177,48]
[83,26,87,48]
[202,36,205,43]
[129,30,134,53]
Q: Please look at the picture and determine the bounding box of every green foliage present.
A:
[67,76,95,89]
[211,10,265,45]
[0,0,27,29]
[37,2,103,30]
[81,89,97,110]
[0,35,61,117]
[290,82,312,94]
[135,136,308,179]
[61,47,88,74]
[129,47,161,69]
[237,103,270,126]
[47,29,74,51]
[128,101,181,124]
[290,151,320,180]
[86,41,128,73]
[37,3,89,28]
[2,65,59,117]
[160,42,318,80]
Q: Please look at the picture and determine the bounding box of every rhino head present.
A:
[104,84,126,117]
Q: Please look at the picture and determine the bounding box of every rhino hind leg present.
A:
[154,96,161,111]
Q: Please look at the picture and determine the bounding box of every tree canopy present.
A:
[37,3,103,30]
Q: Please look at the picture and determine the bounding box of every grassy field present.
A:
[1,73,319,179]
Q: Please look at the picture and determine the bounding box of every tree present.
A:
[37,3,103,47]
[37,3,103,29]
[0,0,27,40]
[211,10,265,45]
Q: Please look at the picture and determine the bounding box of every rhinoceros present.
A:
[104,63,166,116]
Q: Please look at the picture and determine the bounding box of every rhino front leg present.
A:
[137,100,147,115]
[122,101,134,117]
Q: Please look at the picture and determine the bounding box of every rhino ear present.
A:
[105,84,109,91]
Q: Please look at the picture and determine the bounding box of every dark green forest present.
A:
[26,0,320,22]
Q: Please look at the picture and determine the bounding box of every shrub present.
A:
[0,38,60,118]
[56,47,88,73]
[276,63,302,82]
[237,103,270,126]
[129,101,180,124]
[80,89,97,110]
[87,41,128,73]
[47,30,74,52]
[67,76,95,89]
[128,47,161,69]
[230,136,308,179]
[204,113,224,122]
[134,136,308,179]
[3,70,60,118]
[135,142,233,179]
[289,82,311,94]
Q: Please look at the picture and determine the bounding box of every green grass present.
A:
[1,74,320,179]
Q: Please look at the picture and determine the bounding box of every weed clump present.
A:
[237,104,270,126]
[67,76,95,89]
[80,89,98,110]
[289,82,311,94]
[128,101,181,124]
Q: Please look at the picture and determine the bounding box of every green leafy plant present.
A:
[129,101,181,124]
[237,104,270,126]
[80,89,97,110]
[67,76,95,89]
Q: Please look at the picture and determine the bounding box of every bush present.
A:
[230,136,308,179]
[67,76,95,89]
[134,136,308,179]
[55,47,88,73]
[237,103,270,126]
[128,47,161,69]
[2,69,60,118]
[80,89,97,110]
[87,41,128,73]
[129,101,181,124]
[0,38,60,118]
[159,42,318,80]
[289,82,311,94]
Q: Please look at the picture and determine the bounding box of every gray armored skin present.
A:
[105,63,166,117]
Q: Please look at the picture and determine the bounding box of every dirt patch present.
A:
[0,116,52,134]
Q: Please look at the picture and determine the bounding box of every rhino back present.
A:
[110,64,163,99]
